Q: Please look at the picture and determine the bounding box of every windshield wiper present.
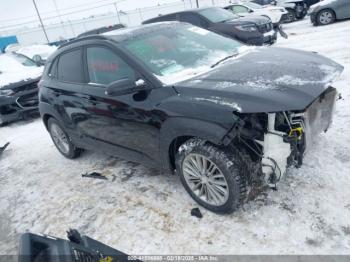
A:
[211,53,239,68]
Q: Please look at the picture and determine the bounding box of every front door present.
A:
[78,45,162,165]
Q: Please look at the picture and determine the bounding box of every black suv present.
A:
[143,7,277,46]
[253,0,310,21]
[39,22,343,214]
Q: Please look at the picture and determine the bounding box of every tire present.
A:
[47,118,82,159]
[175,139,246,214]
[298,12,307,20]
[316,9,335,25]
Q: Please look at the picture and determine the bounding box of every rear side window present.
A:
[57,49,83,83]
[232,5,250,13]
[179,13,204,27]
[86,47,135,85]
[48,58,58,78]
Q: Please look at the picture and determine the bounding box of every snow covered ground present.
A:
[1,19,350,255]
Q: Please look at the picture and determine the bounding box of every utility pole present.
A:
[196,0,199,8]
[113,2,121,24]
[52,0,68,38]
[32,0,50,43]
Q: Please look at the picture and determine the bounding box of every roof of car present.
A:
[57,22,185,50]
[102,21,183,40]
[142,7,217,24]
[77,24,125,38]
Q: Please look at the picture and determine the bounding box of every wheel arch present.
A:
[317,8,337,21]
[159,117,233,172]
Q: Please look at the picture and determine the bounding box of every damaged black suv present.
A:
[39,22,343,214]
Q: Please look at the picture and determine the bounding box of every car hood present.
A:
[223,15,271,26]
[0,55,43,89]
[173,47,344,113]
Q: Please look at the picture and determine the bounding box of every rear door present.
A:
[48,48,86,138]
[78,45,161,165]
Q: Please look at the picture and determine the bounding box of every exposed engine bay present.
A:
[234,86,337,188]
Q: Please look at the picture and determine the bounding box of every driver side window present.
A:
[86,47,135,85]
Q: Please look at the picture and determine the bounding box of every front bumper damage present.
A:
[0,81,39,125]
[257,87,337,186]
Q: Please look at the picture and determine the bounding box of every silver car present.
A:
[309,0,350,25]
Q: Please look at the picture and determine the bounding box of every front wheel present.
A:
[48,118,82,159]
[175,139,246,214]
[316,9,335,25]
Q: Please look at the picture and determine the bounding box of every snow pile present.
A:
[17,44,57,60]
[192,96,242,112]
[0,54,43,88]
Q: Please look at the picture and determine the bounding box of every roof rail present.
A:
[58,35,109,49]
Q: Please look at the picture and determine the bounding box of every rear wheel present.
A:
[48,118,82,159]
[317,9,335,25]
[175,139,246,214]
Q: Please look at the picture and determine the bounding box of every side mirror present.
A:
[105,78,146,96]
[33,55,45,66]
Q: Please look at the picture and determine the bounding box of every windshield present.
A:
[10,53,37,67]
[199,7,239,23]
[121,24,243,85]
[245,2,263,9]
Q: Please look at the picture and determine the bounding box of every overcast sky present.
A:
[0,0,184,30]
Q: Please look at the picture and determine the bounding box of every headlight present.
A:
[0,89,15,96]
[235,25,257,32]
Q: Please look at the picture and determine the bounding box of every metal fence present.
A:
[0,0,234,45]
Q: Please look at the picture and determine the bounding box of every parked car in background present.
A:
[143,7,277,45]
[4,43,21,53]
[253,0,309,22]
[16,44,57,65]
[39,22,343,213]
[0,53,43,125]
[224,2,288,27]
[77,24,125,37]
[309,0,350,26]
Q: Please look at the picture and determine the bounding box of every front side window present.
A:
[57,49,83,83]
[121,24,243,85]
[199,7,238,23]
[232,5,250,14]
[86,47,135,85]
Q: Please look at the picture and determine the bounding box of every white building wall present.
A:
[2,0,233,45]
